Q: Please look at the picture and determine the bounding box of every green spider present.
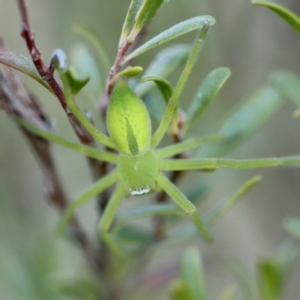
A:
[18,24,300,260]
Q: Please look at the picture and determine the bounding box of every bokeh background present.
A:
[1,0,300,299]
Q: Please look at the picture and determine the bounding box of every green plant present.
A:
[4,0,300,259]
[252,0,300,115]
[1,0,300,298]
[252,0,300,247]
[169,243,298,300]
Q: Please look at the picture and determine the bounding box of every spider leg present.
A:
[160,156,300,171]
[156,135,222,158]
[98,184,127,260]
[156,172,212,242]
[16,118,117,163]
[57,169,119,233]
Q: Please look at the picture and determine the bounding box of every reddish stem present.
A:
[105,40,132,97]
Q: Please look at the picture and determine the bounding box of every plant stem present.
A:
[105,40,133,97]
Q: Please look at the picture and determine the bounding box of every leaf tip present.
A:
[51,49,68,73]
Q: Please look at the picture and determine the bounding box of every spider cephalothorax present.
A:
[118,150,159,195]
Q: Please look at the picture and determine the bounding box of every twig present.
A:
[17,0,66,108]
[103,21,150,100]
[105,40,133,97]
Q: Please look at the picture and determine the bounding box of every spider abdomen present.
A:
[107,81,151,156]
[118,150,159,196]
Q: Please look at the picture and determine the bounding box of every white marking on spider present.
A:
[129,186,150,196]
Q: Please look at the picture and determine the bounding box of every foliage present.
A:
[0,0,300,299]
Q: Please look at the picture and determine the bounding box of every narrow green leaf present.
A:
[283,216,300,240]
[220,88,280,139]
[140,89,166,122]
[271,71,300,107]
[58,276,103,299]
[70,43,103,97]
[169,280,194,300]
[198,87,282,157]
[204,176,261,226]
[156,135,223,158]
[144,44,191,79]
[128,0,165,42]
[257,260,282,300]
[252,1,300,35]
[118,203,184,224]
[0,51,52,92]
[184,182,210,205]
[167,223,197,241]
[134,44,190,112]
[114,225,154,244]
[142,75,173,102]
[113,66,143,83]
[73,24,111,74]
[134,45,192,123]
[184,67,231,132]
[227,259,257,300]
[181,247,206,300]
[257,242,298,300]
[274,242,298,283]
[119,0,143,45]
[51,49,68,73]
[124,16,216,63]
[64,67,90,95]
[0,240,60,300]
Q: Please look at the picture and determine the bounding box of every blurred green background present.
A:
[1,0,300,299]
